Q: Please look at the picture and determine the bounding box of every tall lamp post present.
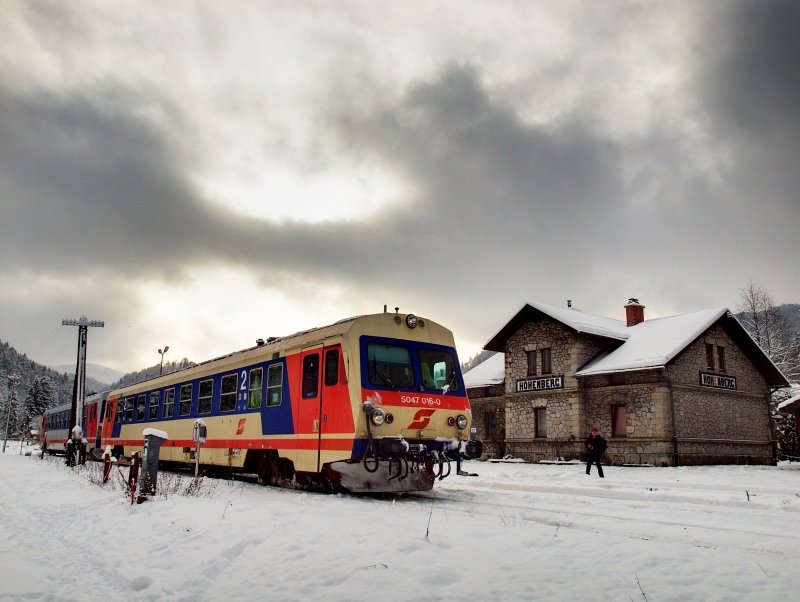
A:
[158,346,170,375]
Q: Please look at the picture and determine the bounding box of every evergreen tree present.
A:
[24,376,55,431]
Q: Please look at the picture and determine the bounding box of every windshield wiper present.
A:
[375,366,395,389]
[441,372,457,395]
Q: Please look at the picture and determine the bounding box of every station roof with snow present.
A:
[478,301,789,386]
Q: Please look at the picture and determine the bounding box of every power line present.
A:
[33,324,62,357]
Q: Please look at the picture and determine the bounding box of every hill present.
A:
[50,363,123,388]
[108,357,197,389]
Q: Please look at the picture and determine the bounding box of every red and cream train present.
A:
[42,311,482,493]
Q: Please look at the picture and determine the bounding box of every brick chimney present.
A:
[625,298,645,326]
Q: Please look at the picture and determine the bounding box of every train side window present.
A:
[164,388,175,418]
[116,401,123,424]
[125,398,134,422]
[198,379,213,414]
[302,354,319,398]
[179,384,193,416]
[221,374,237,412]
[325,349,339,387]
[248,367,263,409]
[137,395,146,421]
[149,392,160,420]
[267,363,283,406]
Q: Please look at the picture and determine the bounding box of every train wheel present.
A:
[257,455,275,486]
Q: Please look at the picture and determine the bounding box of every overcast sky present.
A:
[1,1,798,374]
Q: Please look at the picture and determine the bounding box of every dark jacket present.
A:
[585,433,607,459]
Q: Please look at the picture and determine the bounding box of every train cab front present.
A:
[326,315,483,494]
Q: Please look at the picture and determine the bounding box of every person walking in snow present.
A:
[585,427,607,478]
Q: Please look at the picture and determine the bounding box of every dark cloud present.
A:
[329,64,629,267]
[696,0,800,209]
[0,83,201,275]
[705,0,800,136]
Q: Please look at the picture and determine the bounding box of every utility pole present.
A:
[2,374,20,453]
[62,317,104,437]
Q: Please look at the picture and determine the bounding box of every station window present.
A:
[705,343,715,370]
[221,374,237,412]
[534,407,547,438]
[612,404,627,438]
[484,411,498,440]
[179,384,192,416]
[527,351,537,375]
[248,367,263,409]
[541,348,552,374]
[717,346,726,372]
[267,364,283,406]
[325,349,339,387]
[149,392,159,420]
[163,388,175,419]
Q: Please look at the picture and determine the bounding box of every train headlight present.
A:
[405,314,418,329]
[456,414,468,430]
[371,407,386,426]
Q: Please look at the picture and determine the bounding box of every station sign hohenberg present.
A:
[515,375,564,393]
[699,372,737,390]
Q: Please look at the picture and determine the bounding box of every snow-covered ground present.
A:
[2,443,799,601]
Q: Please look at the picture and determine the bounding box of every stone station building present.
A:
[465,300,789,466]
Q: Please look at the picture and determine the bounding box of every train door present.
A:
[299,346,323,472]
[299,344,347,473]
[86,402,99,448]
[101,397,118,443]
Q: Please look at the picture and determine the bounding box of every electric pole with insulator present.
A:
[62,317,104,442]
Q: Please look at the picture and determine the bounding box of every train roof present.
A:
[110,311,453,397]
[44,391,109,415]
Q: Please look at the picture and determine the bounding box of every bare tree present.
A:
[737,281,799,382]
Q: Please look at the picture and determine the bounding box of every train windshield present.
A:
[366,343,414,388]
[419,347,461,393]
[364,340,461,393]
